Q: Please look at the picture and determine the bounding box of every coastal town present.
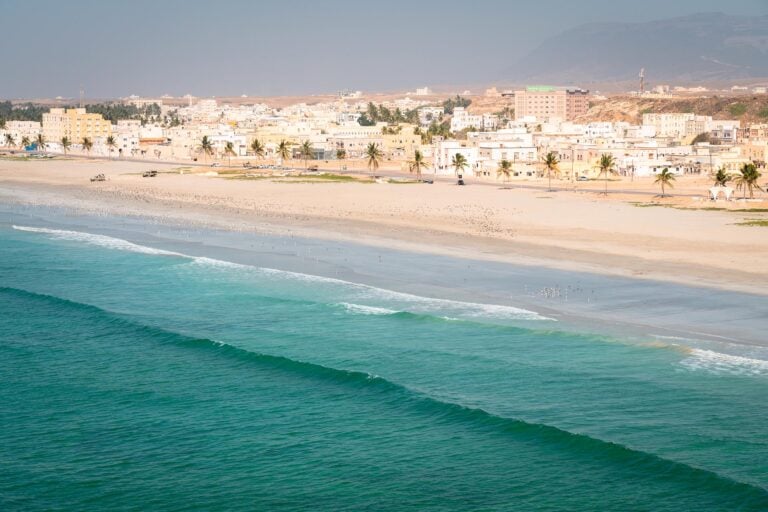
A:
[3,2,768,510]
[1,83,767,197]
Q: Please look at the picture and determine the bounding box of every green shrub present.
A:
[729,103,747,116]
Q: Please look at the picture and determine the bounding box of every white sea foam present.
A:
[681,349,768,377]
[15,225,551,322]
[12,225,185,257]
[191,256,250,270]
[337,303,398,316]
[352,287,552,321]
[190,256,552,320]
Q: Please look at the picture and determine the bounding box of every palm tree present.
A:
[655,167,676,197]
[223,141,236,166]
[36,133,46,153]
[82,137,93,155]
[250,138,265,159]
[733,162,764,199]
[299,140,313,169]
[61,136,71,155]
[542,152,559,191]
[408,149,427,181]
[106,135,117,159]
[712,167,731,187]
[4,133,15,148]
[451,153,468,176]
[596,153,617,195]
[365,142,383,171]
[20,136,30,149]
[276,140,291,163]
[336,148,346,171]
[497,159,513,183]
[198,136,213,163]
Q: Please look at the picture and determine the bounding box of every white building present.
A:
[1,121,41,146]
[434,140,479,175]
[418,107,444,127]
[450,107,498,132]
[642,113,713,139]
[112,120,141,157]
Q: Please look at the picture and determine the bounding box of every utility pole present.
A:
[79,85,84,108]
[639,68,645,95]
[571,147,575,186]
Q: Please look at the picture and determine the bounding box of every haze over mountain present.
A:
[507,13,768,85]
[1,1,767,98]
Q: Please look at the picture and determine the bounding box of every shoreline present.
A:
[1,176,767,298]
[3,197,767,352]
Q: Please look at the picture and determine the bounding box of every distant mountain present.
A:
[506,13,768,85]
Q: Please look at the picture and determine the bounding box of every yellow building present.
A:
[382,124,421,159]
[741,142,768,164]
[42,108,112,143]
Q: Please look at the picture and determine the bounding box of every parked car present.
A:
[210,162,220,168]
[577,175,589,181]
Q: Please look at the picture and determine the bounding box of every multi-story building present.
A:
[450,107,483,132]
[513,87,589,121]
[565,88,590,120]
[417,107,444,127]
[450,108,498,132]
[710,121,741,145]
[685,116,713,138]
[112,120,141,157]
[42,108,112,144]
[434,141,478,175]
[642,113,695,139]
[382,124,421,159]
[1,121,41,146]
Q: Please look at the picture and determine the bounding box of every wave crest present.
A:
[12,225,185,257]
[2,285,768,505]
[681,349,768,377]
[15,226,550,322]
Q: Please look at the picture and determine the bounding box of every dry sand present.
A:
[1,156,767,295]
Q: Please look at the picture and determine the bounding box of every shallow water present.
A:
[1,211,768,510]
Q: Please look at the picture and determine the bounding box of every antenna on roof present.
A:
[639,68,645,95]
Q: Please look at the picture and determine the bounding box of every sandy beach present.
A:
[1,156,767,295]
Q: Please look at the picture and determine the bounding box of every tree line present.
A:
[358,102,419,126]
[357,95,472,127]
[0,101,180,127]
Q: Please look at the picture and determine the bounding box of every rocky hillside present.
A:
[578,95,768,124]
[505,13,768,84]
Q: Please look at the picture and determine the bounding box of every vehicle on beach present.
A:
[577,175,589,181]
[90,173,106,182]
[210,162,220,168]
[142,170,158,178]
[457,174,465,186]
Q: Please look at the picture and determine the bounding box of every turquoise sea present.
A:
[1,207,768,510]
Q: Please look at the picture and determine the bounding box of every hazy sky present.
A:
[1,0,766,99]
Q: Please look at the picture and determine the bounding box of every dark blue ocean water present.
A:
[1,221,767,511]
